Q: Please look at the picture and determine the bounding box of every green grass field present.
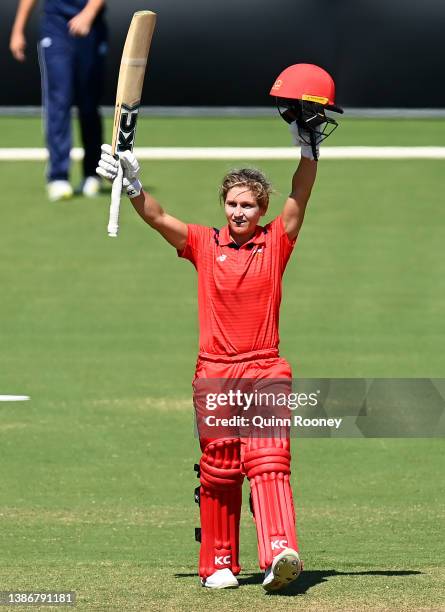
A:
[0,118,444,610]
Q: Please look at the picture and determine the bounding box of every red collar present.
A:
[218,224,267,247]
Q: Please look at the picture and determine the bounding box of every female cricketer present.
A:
[97,65,342,591]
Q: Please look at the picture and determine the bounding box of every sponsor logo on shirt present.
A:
[217,254,227,262]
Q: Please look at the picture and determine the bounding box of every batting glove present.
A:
[289,122,320,161]
[96,144,143,198]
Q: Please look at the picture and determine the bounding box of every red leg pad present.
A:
[198,438,244,579]
[244,437,298,569]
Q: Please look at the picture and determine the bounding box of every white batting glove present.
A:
[96,144,118,180]
[289,122,320,161]
[96,144,143,198]
[120,150,143,198]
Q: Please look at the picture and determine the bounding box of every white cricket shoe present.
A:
[201,568,239,589]
[79,176,101,197]
[47,180,73,202]
[262,548,302,592]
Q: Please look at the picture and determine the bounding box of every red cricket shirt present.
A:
[178,215,296,359]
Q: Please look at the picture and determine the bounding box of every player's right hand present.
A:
[96,144,143,198]
[10,30,26,62]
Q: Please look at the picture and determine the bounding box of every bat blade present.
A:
[108,11,156,237]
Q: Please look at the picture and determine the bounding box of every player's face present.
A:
[224,187,264,241]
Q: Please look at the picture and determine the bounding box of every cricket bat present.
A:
[107,10,157,237]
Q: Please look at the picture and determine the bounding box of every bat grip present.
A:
[108,162,123,237]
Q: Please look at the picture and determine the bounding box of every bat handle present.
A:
[108,162,123,237]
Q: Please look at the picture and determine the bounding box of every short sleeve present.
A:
[177,224,212,268]
[266,215,297,273]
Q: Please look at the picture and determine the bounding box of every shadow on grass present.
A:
[241,569,423,596]
[175,569,422,596]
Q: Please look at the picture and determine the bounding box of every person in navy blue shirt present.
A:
[10,0,107,201]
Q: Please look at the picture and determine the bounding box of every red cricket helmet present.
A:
[270,63,343,114]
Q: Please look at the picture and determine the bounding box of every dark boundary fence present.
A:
[2,0,443,108]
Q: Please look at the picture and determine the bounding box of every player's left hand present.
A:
[289,122,320,161]
[68,10,94,37]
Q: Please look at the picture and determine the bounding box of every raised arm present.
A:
[97,145,188,251]
[130,190,188,251]
[281,123,318,241]
[281,157,317,241]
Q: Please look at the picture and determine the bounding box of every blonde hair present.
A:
[219,168,272,210]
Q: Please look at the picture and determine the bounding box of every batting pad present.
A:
[244,437,298,569]
[198,438,244,579]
